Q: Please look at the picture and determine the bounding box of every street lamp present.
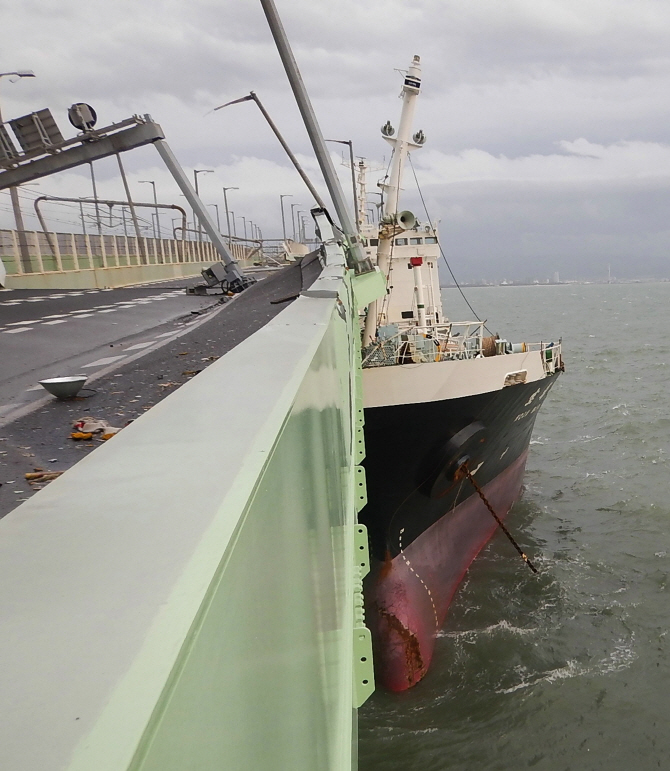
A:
[0,70,36,273]
[213,92,324,208]
[208,203,221,231]
[290,203,301,241]
[279,194,292,241]
[193,169,213,241]
[138,180,159,238]
[222,186,238,247]
[325,139,358,232]
[300,215,310,243]
[229,210,237,238]
[240,215,247,241]
[296,211,306,242]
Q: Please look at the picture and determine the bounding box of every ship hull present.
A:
[361,360,560,691]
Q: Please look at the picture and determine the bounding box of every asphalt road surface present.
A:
[0,279,218,419]
[0,257,320,519]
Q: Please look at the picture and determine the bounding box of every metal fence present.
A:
[0,229,258,275]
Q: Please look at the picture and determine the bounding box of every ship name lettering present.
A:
[514,405,540,422]
[525,388,541,407]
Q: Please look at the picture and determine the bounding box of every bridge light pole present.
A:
[208,203,221,231]
[290,202,301,241]
[138,180,159,238]
[0,70,35,273]
[279,194,292,241]
[222,186,238,247]
[193,169,213,241]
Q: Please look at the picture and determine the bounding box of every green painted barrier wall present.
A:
[0,221,381,770]
[127,279,362,770]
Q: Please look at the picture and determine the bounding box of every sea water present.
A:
[359,282,670,770]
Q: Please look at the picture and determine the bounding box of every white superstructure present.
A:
[360,57,562,405]
[361,55,443,343]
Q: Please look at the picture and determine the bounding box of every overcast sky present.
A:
[2,0,670,281]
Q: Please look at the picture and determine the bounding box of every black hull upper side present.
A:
[360,371,560,560]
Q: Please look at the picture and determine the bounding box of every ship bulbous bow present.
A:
[364,450,531,691]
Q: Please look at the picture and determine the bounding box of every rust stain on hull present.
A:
[376,604,426,688]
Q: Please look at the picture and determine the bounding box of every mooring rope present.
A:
[458,462,538,574]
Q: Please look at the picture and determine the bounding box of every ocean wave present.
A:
[497,660,583,694]
[408,727,439,735]
[495,636,637,695]
[568,435,605,443]
[437,620,539,640]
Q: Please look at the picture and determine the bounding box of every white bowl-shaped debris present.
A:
[38,375,88,400]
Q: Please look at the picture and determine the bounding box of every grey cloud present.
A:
[419,179,670,282]
[3,0,670,282]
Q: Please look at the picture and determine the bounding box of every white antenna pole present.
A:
[363,56,423,345]
[381,56,422,219]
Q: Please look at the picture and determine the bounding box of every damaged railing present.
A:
[362,320,486,367]
[362,321,563,373]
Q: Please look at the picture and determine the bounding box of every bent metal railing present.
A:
[362,320,562,374]
[362,320,485,366]
[0,214,376,770]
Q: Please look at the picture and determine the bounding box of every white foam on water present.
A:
[495,635,637,695]
[437,620,539,640]
[497,660,583,694]
[569,434,605,443]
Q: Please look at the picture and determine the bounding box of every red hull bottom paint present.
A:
[365,450,529,692]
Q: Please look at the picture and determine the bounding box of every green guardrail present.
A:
[0,216,385,770]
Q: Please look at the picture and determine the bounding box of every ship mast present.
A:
[363,55,423,345]
[357,160,368,231]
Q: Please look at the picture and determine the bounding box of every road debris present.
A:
[71,418,122,441]
[25,471,63,482]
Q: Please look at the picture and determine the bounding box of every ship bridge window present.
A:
[425,236,437,244]
[370,238,379,246]
[395,238,408,246]
[409,237,423,245]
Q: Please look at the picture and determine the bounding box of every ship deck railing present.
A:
[362,320,485,367]
[362,321,563,373]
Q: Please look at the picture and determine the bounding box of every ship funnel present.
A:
[397,210,416,230]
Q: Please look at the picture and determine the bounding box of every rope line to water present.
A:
[458,462,538,574]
